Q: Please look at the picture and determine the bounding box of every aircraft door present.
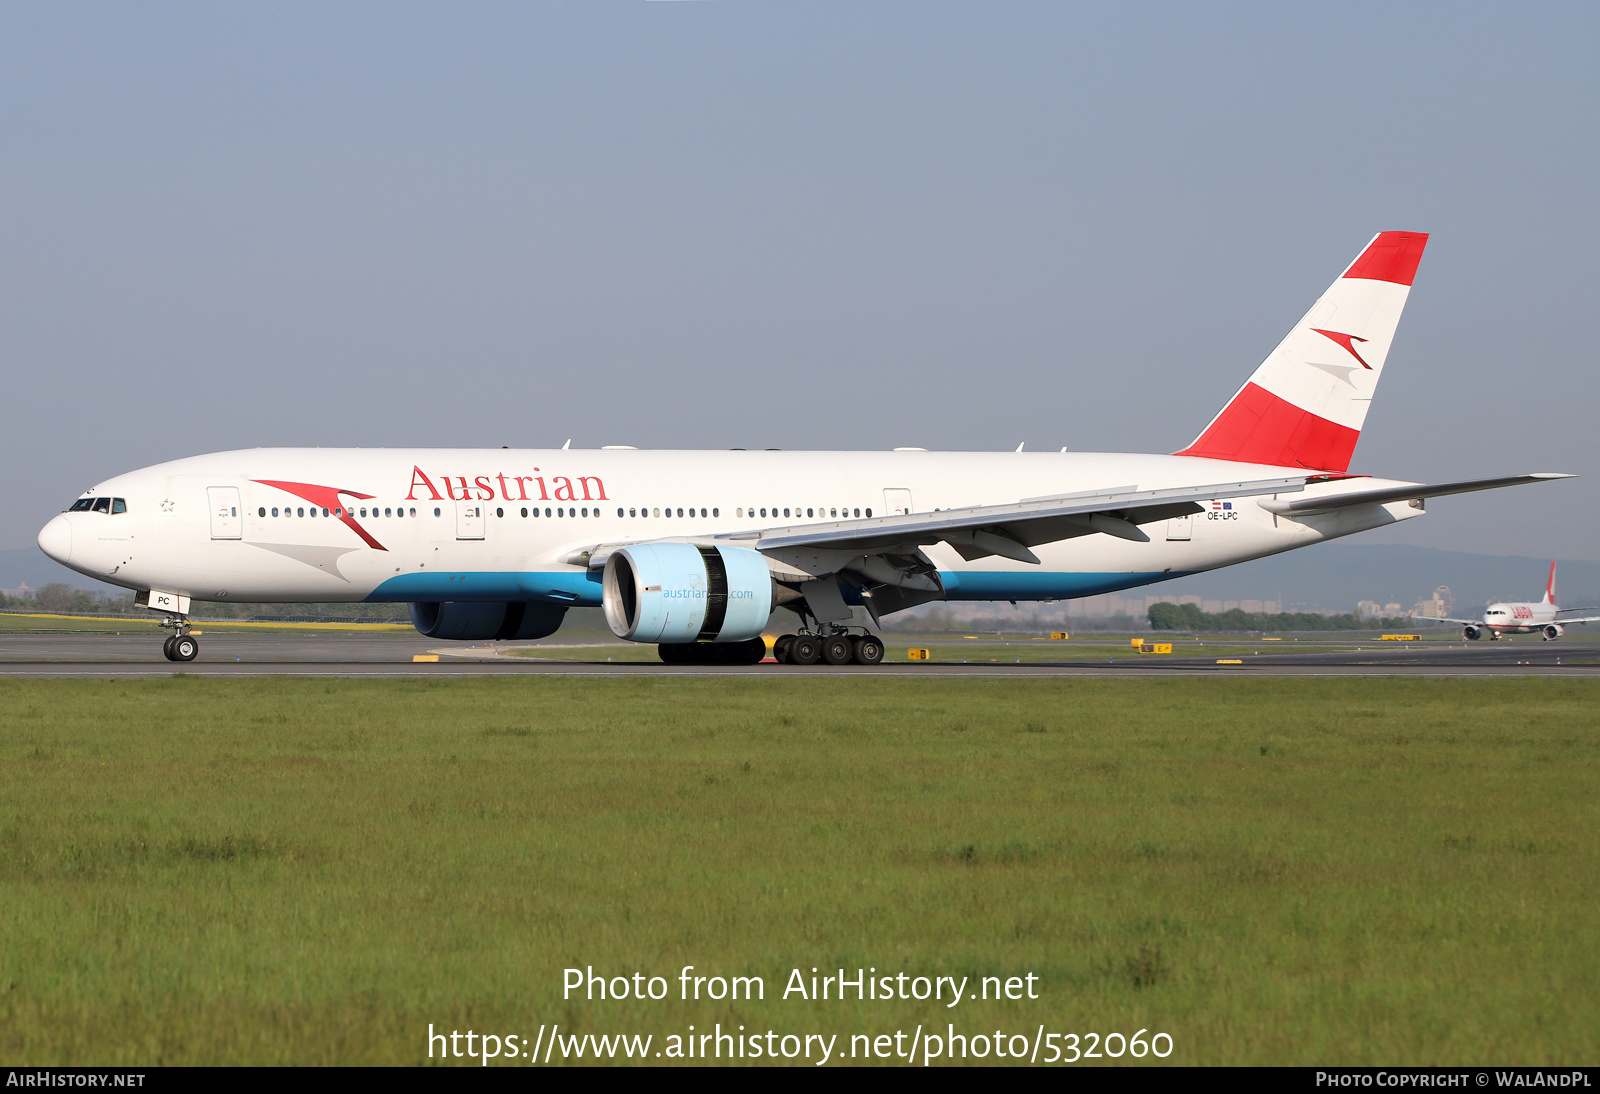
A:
[883,489,913,516]
[207,487,242,539]
[1166,514,1192,540]
[455,500,485,540]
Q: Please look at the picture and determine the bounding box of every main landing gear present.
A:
[159,616,199,662]
[772,628,883,666]
[656,629,886,667]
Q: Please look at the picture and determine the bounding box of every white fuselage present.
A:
[1478,601,1560,635]
[38,447,1423,615]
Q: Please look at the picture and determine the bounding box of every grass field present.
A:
[2,677,1596,1066]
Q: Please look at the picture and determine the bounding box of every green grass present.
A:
[1,678,1597,1065]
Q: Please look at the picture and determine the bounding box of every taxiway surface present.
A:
[0,632,1595,677]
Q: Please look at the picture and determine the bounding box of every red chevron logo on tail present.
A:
[1310,328,1373,369]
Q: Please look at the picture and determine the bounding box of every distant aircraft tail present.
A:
[1544,561,1557,605]
[1176,231,1429,472]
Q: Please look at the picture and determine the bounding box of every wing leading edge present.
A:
[730,477,1310,560]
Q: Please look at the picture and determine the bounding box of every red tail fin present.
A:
[1545,562,1557,605]
[1176,231,1428,471]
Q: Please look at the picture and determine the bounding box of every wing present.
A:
[728,476,1309,561]
[1551,615,1600,625]
[559,476,1307,620]
[1258,473,1574,516]
[1409,615,1483,626]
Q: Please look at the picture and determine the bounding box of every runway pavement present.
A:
[0,631,1596,677]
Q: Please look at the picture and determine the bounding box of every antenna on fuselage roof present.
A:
[562,439,571,450]
[1016,442,1025,452]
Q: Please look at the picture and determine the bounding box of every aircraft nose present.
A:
[37,514,72,564]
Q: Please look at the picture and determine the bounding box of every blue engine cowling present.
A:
[602,543,773,643]
[409,601,568,641]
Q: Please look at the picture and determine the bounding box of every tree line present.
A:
[1148,601,1415,633]
[0,585,410,621]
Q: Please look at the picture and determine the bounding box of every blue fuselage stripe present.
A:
[364,570,1189,606]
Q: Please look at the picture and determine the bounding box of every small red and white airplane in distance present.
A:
[35,230,1580,664]
[1413,563,1600,641]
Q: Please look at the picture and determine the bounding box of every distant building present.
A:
[1,582,33,600]
[1411,585,1453,620]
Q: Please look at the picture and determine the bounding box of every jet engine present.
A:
[1463,624,1482,640]
[408,601,567,641]
[1543,624,1564,641]
[603,542,773,643]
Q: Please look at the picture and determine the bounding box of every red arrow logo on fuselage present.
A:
[253,480,386,551]
[1310,328,1373,369]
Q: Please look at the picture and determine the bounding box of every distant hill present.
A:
[1153,543,1600,613]
[5,542,1596,615]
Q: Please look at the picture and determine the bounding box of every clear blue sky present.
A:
[3,1,1595,557]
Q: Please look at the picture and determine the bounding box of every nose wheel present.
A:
[163,634,199,662]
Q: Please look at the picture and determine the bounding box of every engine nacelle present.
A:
[1463,624,1483,641]
[1543,623,1564,641]
[409,601,567,641]
[603,542,773,643]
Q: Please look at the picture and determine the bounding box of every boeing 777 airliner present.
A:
[36,231,1573,663]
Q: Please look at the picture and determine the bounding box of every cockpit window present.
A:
[91,498,111,514]
[111,498,127,514]
[69,498,93,512]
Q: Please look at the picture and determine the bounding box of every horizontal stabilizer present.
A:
[1257,473,1574,517]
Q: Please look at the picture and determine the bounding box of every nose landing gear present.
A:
[158,617,199,661]
[162,634,199,661]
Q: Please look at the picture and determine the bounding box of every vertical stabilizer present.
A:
[1544,562,1557,606]
[1176,231,1429,472]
